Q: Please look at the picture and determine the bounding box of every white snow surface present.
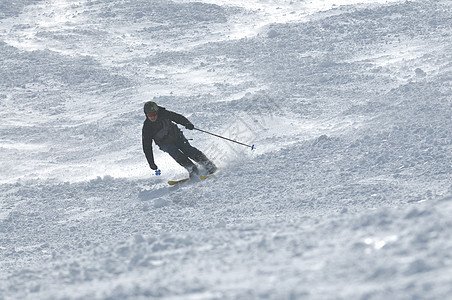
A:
[1,0,452,299]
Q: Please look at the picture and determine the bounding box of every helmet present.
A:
[144,101,159,113]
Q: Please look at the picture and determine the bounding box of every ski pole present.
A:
[194,127,255,150]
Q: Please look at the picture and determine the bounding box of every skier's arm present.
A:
[142,127,157,169]
[167,110,194,129]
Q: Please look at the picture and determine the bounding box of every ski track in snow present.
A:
[1,0,452,299]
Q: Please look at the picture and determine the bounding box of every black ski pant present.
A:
[159,138,215,176]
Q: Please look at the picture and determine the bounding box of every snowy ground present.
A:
[1,0,451,299]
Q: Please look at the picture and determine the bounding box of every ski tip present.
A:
[168,178,190,185]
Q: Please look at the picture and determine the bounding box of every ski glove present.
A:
[149,163,158,170]
[185,123,194,130]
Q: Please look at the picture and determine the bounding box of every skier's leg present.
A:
[159,143,199,177]
[178,139,217,174]
[193,152,217,174]
[174,154,199,178]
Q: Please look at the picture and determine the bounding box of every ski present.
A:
[168,174,214,186]
[168,178,190,186]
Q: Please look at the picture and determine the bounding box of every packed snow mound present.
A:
[1,0,451,299]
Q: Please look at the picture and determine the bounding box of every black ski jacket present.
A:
[142,107,192,166]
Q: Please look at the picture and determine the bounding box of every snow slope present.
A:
[1,0,451,299]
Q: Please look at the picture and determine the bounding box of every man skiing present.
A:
[142,101,217,178]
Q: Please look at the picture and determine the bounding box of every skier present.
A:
[142,101,217,178]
